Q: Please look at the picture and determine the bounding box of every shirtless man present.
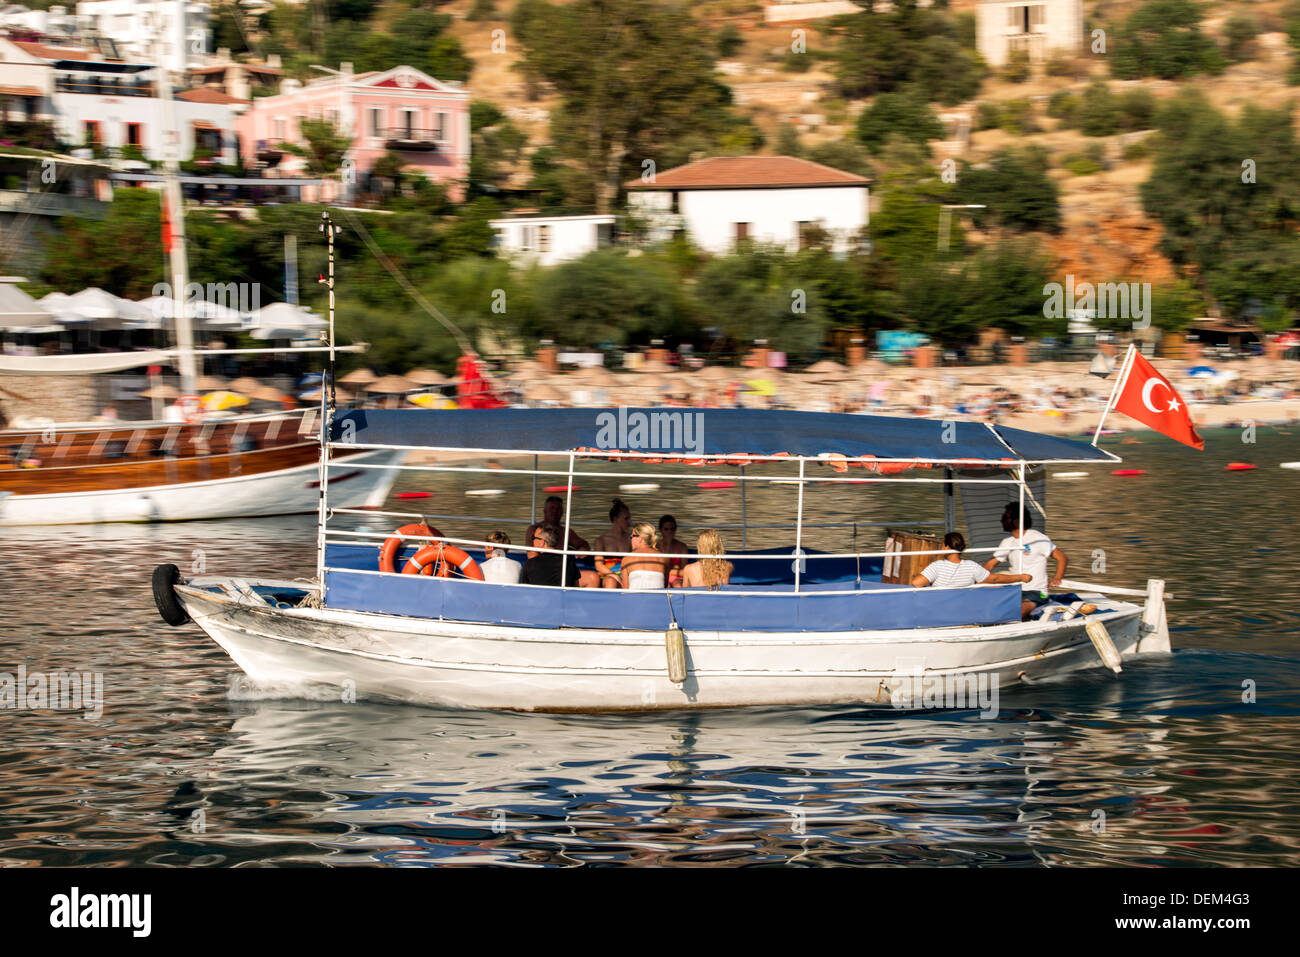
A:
[593,498,632,588]
[525,495,589,559]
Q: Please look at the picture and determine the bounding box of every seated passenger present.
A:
[658,514,689,587]
[912,532,1030,588]
[593,497,632,588]
[621,522,668,590]
[679,529,734,589]
[520,524,583,587]
[525,495,590,558]
[481,530,522,584]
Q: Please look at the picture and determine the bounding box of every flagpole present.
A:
[1092,342,1137,446]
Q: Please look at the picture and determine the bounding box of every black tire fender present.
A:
[152,563,190,626]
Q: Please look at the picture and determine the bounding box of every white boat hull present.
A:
[0,449,405,525]
[173,578,1169,713]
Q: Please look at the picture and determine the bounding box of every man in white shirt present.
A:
[982,504,1067,619]
[480,530,522,585]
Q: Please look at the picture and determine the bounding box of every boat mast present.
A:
[316,211,339,589]
[155,22,197,396]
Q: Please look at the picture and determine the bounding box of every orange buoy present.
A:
[379,523,443,573]
[1112,469,1146,476]
[1225,463,1257,471]
[698,481,736,489]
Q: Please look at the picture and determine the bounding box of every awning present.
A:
[0,86,43,98]
[330,408,1118,464]
[0,350,175,375]
[191,120,218,130]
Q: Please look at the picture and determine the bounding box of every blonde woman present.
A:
[621,522,668,590]
[679,529,733,589]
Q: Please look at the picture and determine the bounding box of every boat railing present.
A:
[322,526,1002,563]
[328,505,945,532]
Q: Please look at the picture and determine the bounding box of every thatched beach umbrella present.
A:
[340,368,378,386]
[804,359,847,375]
[365,375,416,394]
[406,368,448,386]
[195,375,227,391]
[525,383,565,403]
[227,376,263,394]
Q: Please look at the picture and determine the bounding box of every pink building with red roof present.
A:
[236,65,470,202]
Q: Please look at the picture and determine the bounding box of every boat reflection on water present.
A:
[186,664,1264,867]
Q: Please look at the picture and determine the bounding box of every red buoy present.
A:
[697,481,737,489]
[1111,469,1146,476]
[1225,463,1257,471]
[544,485,580,492]
[395,492,432,499]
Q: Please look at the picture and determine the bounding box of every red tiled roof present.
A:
[176,88,250,105]
[13,41,93,61]
[188,62,282,76]
[624,155,871,190]
[0,85,42,97]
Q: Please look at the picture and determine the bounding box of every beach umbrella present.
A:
[340,368,377,386]
[695,365,736,382]
[139,383,180,399]
[0,284,58,333]
[637,358,673,374]
[249,385,289,404]
[248,302,326,340]
[300,385,355,403]
[195,375,227,391]
[569,365,617,388]
[525,383,564,403]
[227,376,262,394]
[201,390,249,411]
[365,375,416,394]
[746,377,777,397]
[804,359,847,375]
[409,393,457,409]
[406,368,448,386]
[1187,366,1217,378]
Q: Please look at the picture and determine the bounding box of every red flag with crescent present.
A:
[1112,350,1204,449]
[160,193,172,254]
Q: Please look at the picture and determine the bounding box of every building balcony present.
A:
[382,129,443,152]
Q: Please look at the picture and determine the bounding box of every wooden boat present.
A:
[152,406,1173,713]
[0,411,402,525]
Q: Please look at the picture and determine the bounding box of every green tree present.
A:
[1110,1,1225,80]
[855,90,944,155]
[283,118,351,177]
[1222,13,1259,63]
[956,148,1061,234]
[531,248,688,347]
[514,0,751,213]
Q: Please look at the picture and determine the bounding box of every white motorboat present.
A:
[153,404,1173,713]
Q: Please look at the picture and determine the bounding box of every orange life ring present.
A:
[403,543,485,580]
[379,523,443,573]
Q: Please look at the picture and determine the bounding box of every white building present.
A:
[0,36,53,122]
[489,213,615,267]
[625,155,869,255]
[0,4,81,38]
[76,0,211,74]
[975,0,1083,68]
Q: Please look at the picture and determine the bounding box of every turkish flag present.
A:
[1113,351,1204,449]
[160,193,172,254]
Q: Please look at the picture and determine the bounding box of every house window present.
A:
[520,225,537,251]
[272,117,286,140]
[733,222,750,244]
[401,109,417,138]
[326,108,338,127]
[797,221,820,249]
[296,113,305,136]
[537,224,550,253]
[435,111,447,141]
[125,122,143,147]
[84,120,102,145]
[369,107,382,137]
[1007,4,1045,33]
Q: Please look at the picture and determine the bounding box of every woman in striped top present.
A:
[911,532,1031,589]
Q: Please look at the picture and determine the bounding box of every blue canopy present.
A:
[330,408,1115,463]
